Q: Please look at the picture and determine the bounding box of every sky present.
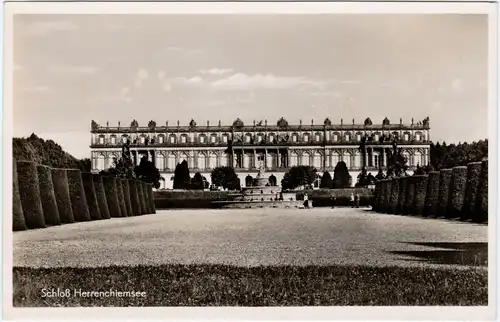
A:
[13,14,488,159]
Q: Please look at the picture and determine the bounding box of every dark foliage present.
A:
[13,134,90,171]
[191,172,207,190]
[333,161,351,189]
[211,166,241,190]
[430,140,488,170]
[173,160,191,189]
[281,166,317,190]
[320,171,333,189]
[134,156,163,189]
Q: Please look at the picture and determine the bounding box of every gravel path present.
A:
[13,208,488,269]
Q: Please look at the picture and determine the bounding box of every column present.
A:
[264,149,268,169]
[253,149,257,169]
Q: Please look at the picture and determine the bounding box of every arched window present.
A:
[256,133,263,143]
[197,153,206,170]
[208,152,217,169]
[404,133,410,142]
[315,133,321,142]
[292,134,298,142]
[140,136,146,144]
[158,135,165,144]
[110,136,117,145]
[121,135,129,144]
[167,153,176,170]
[290,151,299,167]
[301,152,310,166]
[313,152,321,169]
[98,135,105,145]
[303,134,310,142]
[331,151,340,167]
[169,135,176,144]
[245,134,252,143]
[356,133,362,142]
[155,153,165,171]
[245,175,254,187]
[222,134,229,143]
[180,135,188,144]
[344,133,351,142]
[332,133,339,142]
[199,135,206,144]
[210,134,217,143]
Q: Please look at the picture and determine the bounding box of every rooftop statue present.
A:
[130,119,139,130]
[277,117,289,128]
[324,117,332,126]
[382,117,390,125]
[189,119,197,128]
[91,120,99,131]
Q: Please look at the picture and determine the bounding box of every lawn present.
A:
[13,264,487,306]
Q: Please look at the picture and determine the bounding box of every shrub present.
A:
[320,171,333,189]
[121,179,134,217]
[403,177,415,215]
[412,175,428,216]
[423,171,440,217]
[437,169,453,218]
[12,160,27,231]
[128,179,141,216]
[102,176,122,218]
[17,161,45,229]
[174,160,191,189]
[476,160,488,223]
[382,180,392,213]
[36,165,60,225]
[388,177,400,214]
[92,174,110,220]
[67,169,91,222]
[81,172,102,220]
[116,180,128,217]
[333,161,351,189]
[51,168,75,223]
[447,166,468,219]
[462,162,483,220]
[396,177,408,215]
[373,181,382,212]
[147,183,156,214]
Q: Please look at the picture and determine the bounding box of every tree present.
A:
[173,160,190,189]
[211,166,240,190]
[333,161,351,188]
[134,155,164,189]
[320,171,333,189]
[281,166,317,190]
[414,164,426,175]
[374,168,386,181]
[430,139,488,169]
[191,172,206,190]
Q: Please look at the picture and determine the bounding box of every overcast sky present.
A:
[13,14,488,159]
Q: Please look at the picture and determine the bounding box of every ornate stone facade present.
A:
[90,117,431,189]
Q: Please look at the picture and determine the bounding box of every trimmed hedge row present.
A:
[372,160,488,223]
[12,160,156,231]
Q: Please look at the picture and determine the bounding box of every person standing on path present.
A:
[355,193,360,208]
[303,193,309,209]
[350,193,355,208]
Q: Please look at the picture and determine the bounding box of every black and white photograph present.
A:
[3,1,497,320]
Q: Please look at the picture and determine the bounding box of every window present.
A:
[404,133,410,141]
[415,133,422,142]
[110,136,116,145]
[169,135,176,144]
[315,134,321,142]
[374,134,379,142]
[332,133,339,142]
[374,155,379,168]
[158,136,165,144]
[199,135,206,143]
[121,136,128,144]
[98,136,105,144]
[292,134,298,142]
[303,134,310,142]
[356,134,362,142]
[140,136,146,144]
[345,134,350,141]
[211,135,217,143]
[222,135,228,143]
[180,135,187,143]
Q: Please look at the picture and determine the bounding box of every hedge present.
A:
[92,174,111,220]
[423,171,440,217]
[388,177,400,214]
[437,169,453,218]
[67,169,91,222]
[373,181,382,212]
[382,180,393,214]
[121,179,134,218]
[396,177,407,215]
[146,183,156,214]
[412,175,428,216]
[128,179,141,216]
[81,172,102,221]
[51,168,75,224]
[116,179,128,217]
[142,182,152,214]
[17,161,45,229]
[12,160,27,231]
[36,165,60,226]
[447,166,468,219]
[476,160,488,223]
[102,176,122,218]
[137,181,148,215]
[403,176,415,215]
[462,162,483,221]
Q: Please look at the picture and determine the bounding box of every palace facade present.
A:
[90,117,431,189]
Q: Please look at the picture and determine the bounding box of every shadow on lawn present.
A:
[392,242,488,267]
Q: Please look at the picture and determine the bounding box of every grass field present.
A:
[13,264,487,306]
